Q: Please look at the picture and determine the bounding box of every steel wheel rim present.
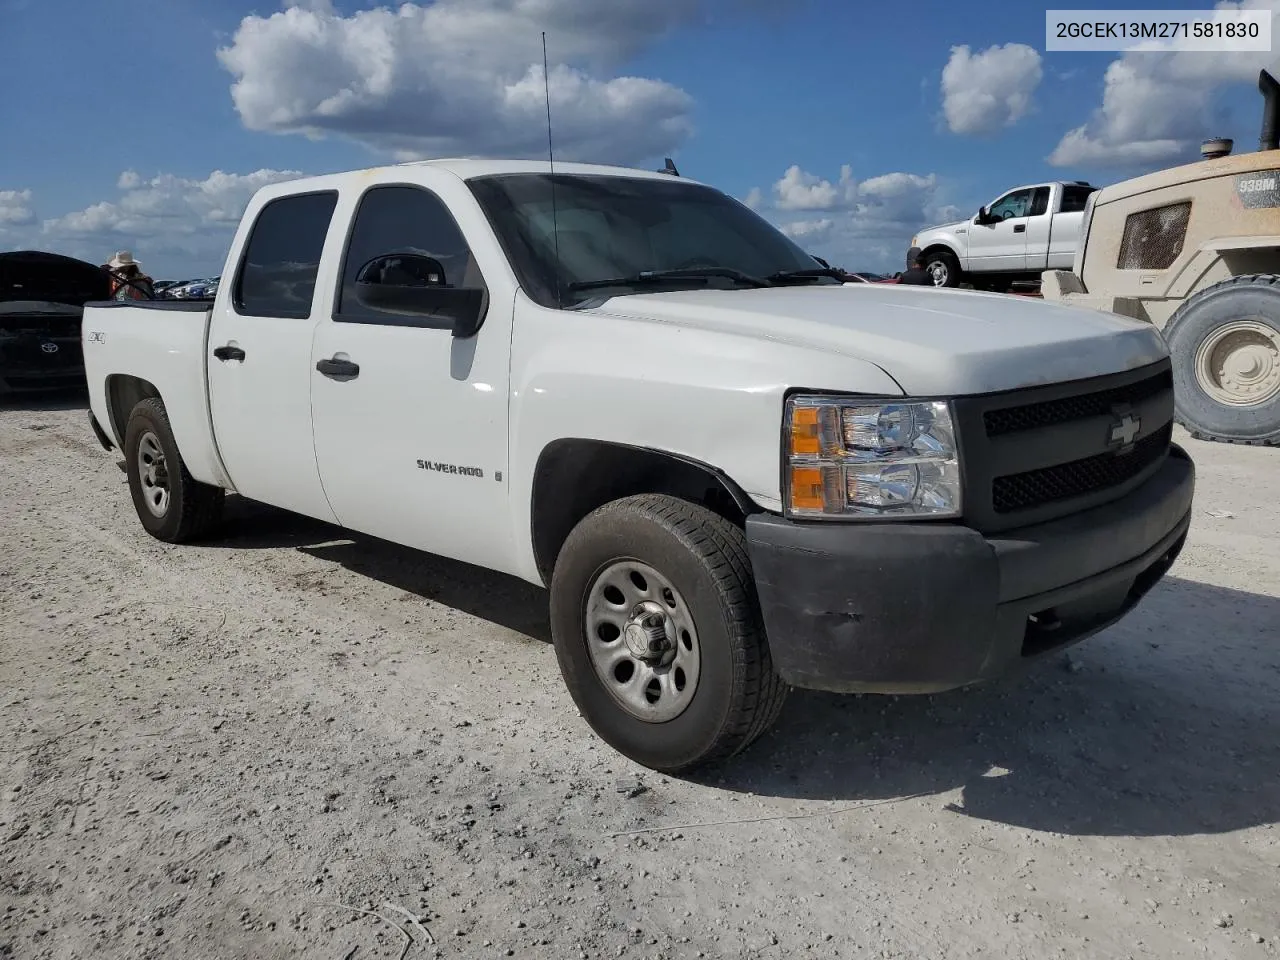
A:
[1194,318,1280,407]
[928,261,948,286]
[136,431,171,517]
[583,559,701,723]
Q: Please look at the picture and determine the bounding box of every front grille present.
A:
[954,361,1177,532]
[992,424,1172,514]
[984,369,1172,437]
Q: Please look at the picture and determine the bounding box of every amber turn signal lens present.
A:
[788,466,825,511]
[789,406,821,456]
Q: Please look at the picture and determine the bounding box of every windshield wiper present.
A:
[567,267,772,293]
[766,267,846,284]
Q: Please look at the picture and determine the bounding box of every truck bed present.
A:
[81,299,226,489]
[84,300,213,313]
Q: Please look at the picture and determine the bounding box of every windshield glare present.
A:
[467,173,829,307]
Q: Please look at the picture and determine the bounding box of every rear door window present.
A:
[234,191,338,318]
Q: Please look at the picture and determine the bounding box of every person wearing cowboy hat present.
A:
[107,251,155,300]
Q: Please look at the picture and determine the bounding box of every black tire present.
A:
[123,398,225,542]
[923,249,961,287]
[1164,274,1280,446]
[549,494,788,773]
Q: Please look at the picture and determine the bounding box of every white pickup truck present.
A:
[912,181,1099,289]
[80,159,1193,773]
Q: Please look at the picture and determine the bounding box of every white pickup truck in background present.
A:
[80,159,1193,773]
[912,180,1099,289]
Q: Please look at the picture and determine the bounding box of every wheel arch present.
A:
[530,439,761,586]
[105,374,163,448]
[920,242,959,261]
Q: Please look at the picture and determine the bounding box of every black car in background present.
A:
[0,251,110,395]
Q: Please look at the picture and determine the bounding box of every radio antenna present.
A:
[542,31,563,308]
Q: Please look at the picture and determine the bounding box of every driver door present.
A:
[967,188,1033,272]
[309,178,517,574]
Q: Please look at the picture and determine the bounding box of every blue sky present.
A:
[2,0,1279,278]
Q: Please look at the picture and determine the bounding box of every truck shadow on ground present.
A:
[210,494,553,643]
[208,497,1279,839]
[705,575,1280,838]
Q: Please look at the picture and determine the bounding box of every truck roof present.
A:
[999,181,1096,193]
[262,159,704,199]
[402,158,701,183]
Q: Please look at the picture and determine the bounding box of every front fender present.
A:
[505,304,904,583]
[915,223,968,264]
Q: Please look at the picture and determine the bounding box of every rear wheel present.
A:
[124,398,225,541]
[549,494,787,773]
[1165,274,1280,445]
[924,249,961,287]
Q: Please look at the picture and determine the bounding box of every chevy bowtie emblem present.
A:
[1109,413,1140,446]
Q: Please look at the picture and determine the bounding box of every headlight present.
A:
[784,395,961,519]
[910,234,918,247]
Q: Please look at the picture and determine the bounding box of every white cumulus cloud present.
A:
[0,189,36,228]
[773,164,856,210]
[746,165,954,271]
[45,169,304,238]
[13,169,306,275]
[1049,0,1280,167]
[215,0,723,164]
[941,43,1043,135]
[780,218,833,240]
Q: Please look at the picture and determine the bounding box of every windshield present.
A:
[467,173,831,308]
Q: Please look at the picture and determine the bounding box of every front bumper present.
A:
[745,445,1194,694]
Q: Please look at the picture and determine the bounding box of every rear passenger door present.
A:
[309,180,516,573]
[207,190,341,523]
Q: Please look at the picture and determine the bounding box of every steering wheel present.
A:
[1001,209,1016,221]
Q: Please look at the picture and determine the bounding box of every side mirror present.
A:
[352,254,487,337]
[975,206,990,225]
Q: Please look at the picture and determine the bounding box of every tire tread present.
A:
[128,398,224,541]
[1165,273,1280,446]
[557,493,788,771]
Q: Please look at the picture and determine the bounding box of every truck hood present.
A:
[585,284,1168,396]
[916,218,967,237]
[0,251,110,309]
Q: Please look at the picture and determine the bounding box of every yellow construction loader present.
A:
[1042,69,1280,446]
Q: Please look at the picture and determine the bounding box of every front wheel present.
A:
[549,494,787,773]
[1165,274,1280,445]
[124,398,225,542]
[924,250,961,287]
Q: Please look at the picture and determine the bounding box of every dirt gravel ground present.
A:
[1,392,1278,960]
